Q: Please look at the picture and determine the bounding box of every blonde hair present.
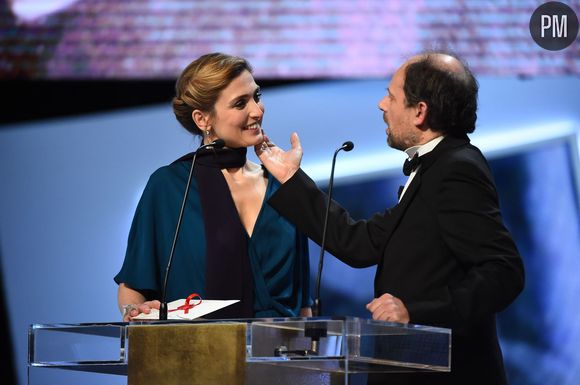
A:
[172,53,253,136]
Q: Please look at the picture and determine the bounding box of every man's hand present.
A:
[255,131,302,184]
[366,293,410,323]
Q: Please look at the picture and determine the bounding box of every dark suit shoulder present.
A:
[446,142,489,165]
[418,143,500,213]
[427,142,493,182]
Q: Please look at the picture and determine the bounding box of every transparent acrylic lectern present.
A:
[29,316,450,385]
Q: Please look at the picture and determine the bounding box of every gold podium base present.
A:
[128,323,246,385]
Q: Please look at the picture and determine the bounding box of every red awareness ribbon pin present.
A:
[168,293,202,314]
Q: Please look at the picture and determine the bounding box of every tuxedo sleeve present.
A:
[407,157,525,328]
[268,169,387,268]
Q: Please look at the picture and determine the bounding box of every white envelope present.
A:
[132,298,240,320]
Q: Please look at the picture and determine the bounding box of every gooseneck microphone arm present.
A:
[159,139,225,320]
[313,140,354,317]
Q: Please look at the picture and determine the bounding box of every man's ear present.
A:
[192,110,210,130]
[414,101,428,127]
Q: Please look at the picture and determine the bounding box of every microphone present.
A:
[304,141,353,356]
[159,139,225,320]
[313,141,354,317]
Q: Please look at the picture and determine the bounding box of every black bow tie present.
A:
[403,153,421,176]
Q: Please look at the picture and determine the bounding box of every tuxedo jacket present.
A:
[268,135,525,385]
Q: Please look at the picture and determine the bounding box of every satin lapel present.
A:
[374,172,421,290]
[382,172,421,240]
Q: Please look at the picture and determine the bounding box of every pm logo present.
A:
[530,1,579,50]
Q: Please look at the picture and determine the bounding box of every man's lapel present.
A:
[382,134,470,243]
[379,174,421,253]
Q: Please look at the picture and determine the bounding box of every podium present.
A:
[29,316,450,384]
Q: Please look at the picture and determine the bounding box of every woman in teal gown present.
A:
[115,53,312,320]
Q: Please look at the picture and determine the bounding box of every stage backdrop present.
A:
[1,1,580,384]
[1,76,579,385]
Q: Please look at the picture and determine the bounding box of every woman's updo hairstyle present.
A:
[172,53,253,136]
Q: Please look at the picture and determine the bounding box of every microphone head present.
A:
[211,139,226,149]
[342,141,354,152]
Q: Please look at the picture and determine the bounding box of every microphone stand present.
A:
[305,140,354,354]
[159,139,225,320]
[313,140,354,317]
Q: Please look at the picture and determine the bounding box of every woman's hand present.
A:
[118,283,161,321]
[122,300,161,322]
[255,131,303,184]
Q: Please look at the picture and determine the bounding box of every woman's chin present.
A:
[225,136,263,149]
[245,133,264,147]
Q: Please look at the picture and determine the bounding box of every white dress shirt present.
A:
[398,135,445,202]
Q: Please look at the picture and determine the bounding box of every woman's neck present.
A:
[223,161,261,179]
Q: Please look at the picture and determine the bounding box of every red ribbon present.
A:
[168,293,202,314]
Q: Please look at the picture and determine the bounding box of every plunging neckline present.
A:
[222,167,271,239]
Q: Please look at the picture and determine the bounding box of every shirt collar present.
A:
[404,135,446,160]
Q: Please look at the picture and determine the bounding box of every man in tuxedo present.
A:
[255,52,525,384]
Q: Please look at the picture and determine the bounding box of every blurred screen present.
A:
[1,0,578,79]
